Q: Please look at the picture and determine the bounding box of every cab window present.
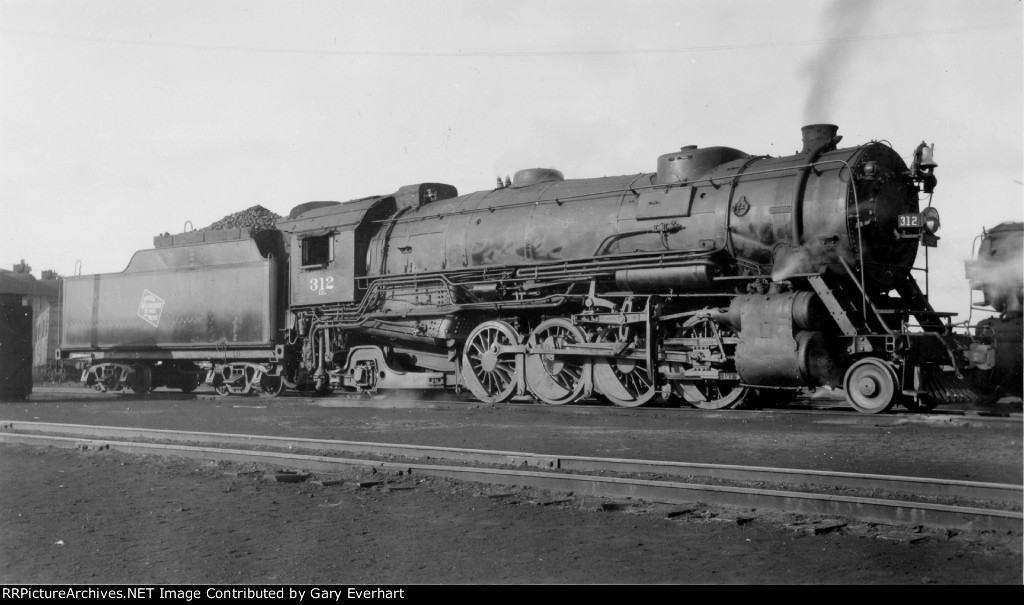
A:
[301,234,333,267]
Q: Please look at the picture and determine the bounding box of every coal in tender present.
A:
[202,205,282,235]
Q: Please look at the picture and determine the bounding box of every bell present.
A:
[915,142,937,169]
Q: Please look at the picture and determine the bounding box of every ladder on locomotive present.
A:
[807,274,883,337]
[808,271,950,338]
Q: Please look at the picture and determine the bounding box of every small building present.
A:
[0,261,62,386]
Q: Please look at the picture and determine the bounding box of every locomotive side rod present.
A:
[1,427,1019,532]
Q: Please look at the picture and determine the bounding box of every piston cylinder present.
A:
[729,291,841,387]
[721,290,825,331]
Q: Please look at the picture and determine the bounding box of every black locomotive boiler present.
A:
[59,124,984,413]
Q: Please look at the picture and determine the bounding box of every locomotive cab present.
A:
[279,199,382,307]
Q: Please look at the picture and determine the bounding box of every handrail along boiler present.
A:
[58,124,985,413]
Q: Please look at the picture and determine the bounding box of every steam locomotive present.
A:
[58,124,986,413]
[965,221,1023,398]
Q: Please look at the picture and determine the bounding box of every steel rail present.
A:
[2,420,1018,504]
[2,420,1020,508]
[0,430,1019,533]
[14,390,1024,425]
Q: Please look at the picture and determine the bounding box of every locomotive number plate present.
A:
[898,213,921,228]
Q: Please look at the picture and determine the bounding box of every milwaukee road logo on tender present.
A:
[137,289,165,328]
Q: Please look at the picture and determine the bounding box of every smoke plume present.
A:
[800,0,879,122]
[967,247,1024,315]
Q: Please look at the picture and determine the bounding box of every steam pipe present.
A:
[593,223,683,256]
[313,325,326,379]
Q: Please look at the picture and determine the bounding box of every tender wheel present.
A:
[129,364,153,394]
[215,365,254,396]
[844,358,898,414]
[99,366,125,392]
[592,328,658,407]
[259,374,285,397]
[461,321,521,404]
[173,364,202,393]
[672,317,749,410]
[179,374,200,394]
[239,366,257,395]
[525,318,589,405]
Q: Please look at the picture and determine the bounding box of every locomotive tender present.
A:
[59,124,979,413]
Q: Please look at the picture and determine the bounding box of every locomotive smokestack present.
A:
[801,124,840,154]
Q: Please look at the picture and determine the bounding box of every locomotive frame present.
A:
[58,124,988,413]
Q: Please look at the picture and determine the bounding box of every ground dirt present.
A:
[0,388,1021,584]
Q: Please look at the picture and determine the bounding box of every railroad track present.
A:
[27,386,1024,426]
[1,420,1020,533]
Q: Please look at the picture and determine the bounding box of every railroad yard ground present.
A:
[1,386,1021,584]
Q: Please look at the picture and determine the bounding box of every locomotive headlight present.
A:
[921,207,941,234]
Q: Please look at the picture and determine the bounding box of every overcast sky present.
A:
[1,0,1020,324]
